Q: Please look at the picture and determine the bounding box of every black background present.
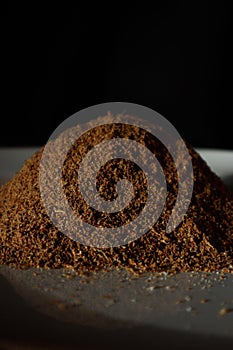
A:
[1,3,232,148]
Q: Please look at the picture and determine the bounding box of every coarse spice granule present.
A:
[1,114,233,275]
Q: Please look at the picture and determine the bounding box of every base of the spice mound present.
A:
[1,115,233,274]
[1,265,233,339]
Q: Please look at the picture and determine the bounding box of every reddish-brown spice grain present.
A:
[1,114,233,275]
[218,307,233,316]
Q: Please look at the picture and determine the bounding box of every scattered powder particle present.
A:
[57,302,68,311]
[165,286,175,291]
[185,306,193,313]
[1,113,233,276]
[200,298,210,304]
[218,308,233,316]
[102,295,115,308]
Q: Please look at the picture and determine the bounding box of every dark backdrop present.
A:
[1,3,232,148]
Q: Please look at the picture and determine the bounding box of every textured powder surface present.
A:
[1,114,233,275]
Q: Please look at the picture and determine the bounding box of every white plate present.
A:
[0,147,38,184]
[197,148,233,179]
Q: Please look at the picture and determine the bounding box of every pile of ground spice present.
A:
[1,114,233,275]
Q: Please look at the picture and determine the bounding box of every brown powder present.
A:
[1,114,233,275]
